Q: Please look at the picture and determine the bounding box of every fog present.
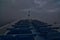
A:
[0,0,60,26]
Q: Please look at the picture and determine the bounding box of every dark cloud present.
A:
[0,0,60,26]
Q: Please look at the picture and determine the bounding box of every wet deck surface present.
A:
[0,19,60,40]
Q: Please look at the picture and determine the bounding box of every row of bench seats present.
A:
[7,28,32,34]
[15,20,30,25]
[0,35,34,40]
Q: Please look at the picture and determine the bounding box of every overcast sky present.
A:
[0,0,60,26]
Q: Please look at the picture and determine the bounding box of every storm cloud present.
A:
[0,0,60,26]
